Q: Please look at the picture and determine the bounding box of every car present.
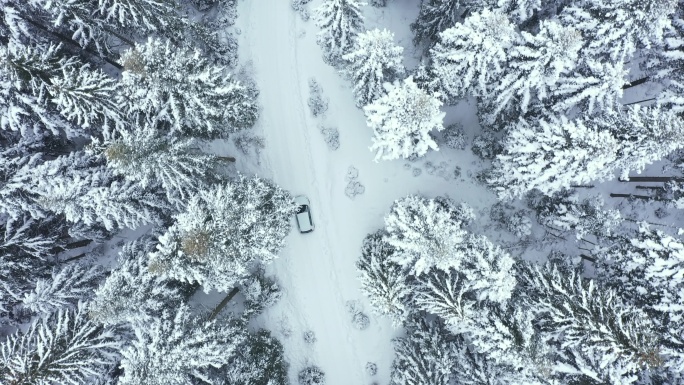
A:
[294,195,314,233]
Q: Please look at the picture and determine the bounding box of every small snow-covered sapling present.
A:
[304,330,317,344]
[298,366,326,385]
[365,362,378,376]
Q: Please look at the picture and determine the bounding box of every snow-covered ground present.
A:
[233,1,498,384]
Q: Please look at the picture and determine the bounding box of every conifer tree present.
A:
[343,28,404,107]
[411,0,461,51]
[217,329,289,385]
[364,77,445,161]
[430,10,517,100]
[118,305,246,385]
[487,116,620,199]
[520,263,662,383]
[356,230,412,326]
[94,123,229,209]
[0,303,120,384]
[596,224,684,329]
[384,195,469,274]
[1,42,87,140]
[528,190,622,239]
[89,239,184,326]
[119,38,258,139]
[315,0,365,63]
[19,0,179,54]
[494,21,582,118]
[648,10,684,113]
[148,176,296,292]
[611,106,684,179]
[21,263,101,316]
[553,58,627,114]
[390,317,455,385]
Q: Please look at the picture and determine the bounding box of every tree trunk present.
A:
[60,252,88,264]
[208,287,240,321]
[622,76,650,90]
[571,185,595,188]
[101,27,135,46]
[580,254,596,263]
[610,193,653,200]
[636,186,664,190]
[217,156,236,163]
[65,239,93,250]
[623,97,656,106]
[621,176,684,183]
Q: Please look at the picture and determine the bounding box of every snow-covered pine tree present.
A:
[21,263,101,316]
[148,176,296,292]
[0,303,120,384]
[9,151,109,218]
[91,0,179,37]
[430,9,517,101]
[89,239,184,326]
[118,305,246,385]
[364,76,444,161]
[520,263,662,384]
[411,0,461,51]
[647,10,684,113]
[342,28,404,107]
[93,123,229,210]
[0,254,47,324]
[0,42,79,140]
[241,272,283,318]
[461,303,553,379]
[611,106,684,180]
[411,234,516,321]
[596,224,684,327]
[553,58,627,114]
[494,20,582,119]
[412,267,474,326]
[487,115,619,199]
[0,214,58,262]
[490,107,684,199]
[384,196,515,308]
[3,40,122,132]
[0,213,67,324]
[18,0,180,55]
[450,331,550,385]
[496,0,543,25]
[119,38,258,139]
[315,0,365,64]
[20,153,167,231]
[78,178,168,231]
[390,317,455,385]
[383,195,469,274]
[356,230,412,326]
[216,329,289,385]
[561,0,677,63]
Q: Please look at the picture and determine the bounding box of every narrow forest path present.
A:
[234,1,491,383]
[236,2,396,384]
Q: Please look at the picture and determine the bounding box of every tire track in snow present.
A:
[289,13,363,360]
[237,1,369,383]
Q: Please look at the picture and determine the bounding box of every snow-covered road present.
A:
[236,2,398,384]
[234,1,492,383]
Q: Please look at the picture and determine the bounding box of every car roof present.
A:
[296,211,314,232]
[294,195,310,206]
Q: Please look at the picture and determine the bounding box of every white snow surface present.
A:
[233,1,496,384]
